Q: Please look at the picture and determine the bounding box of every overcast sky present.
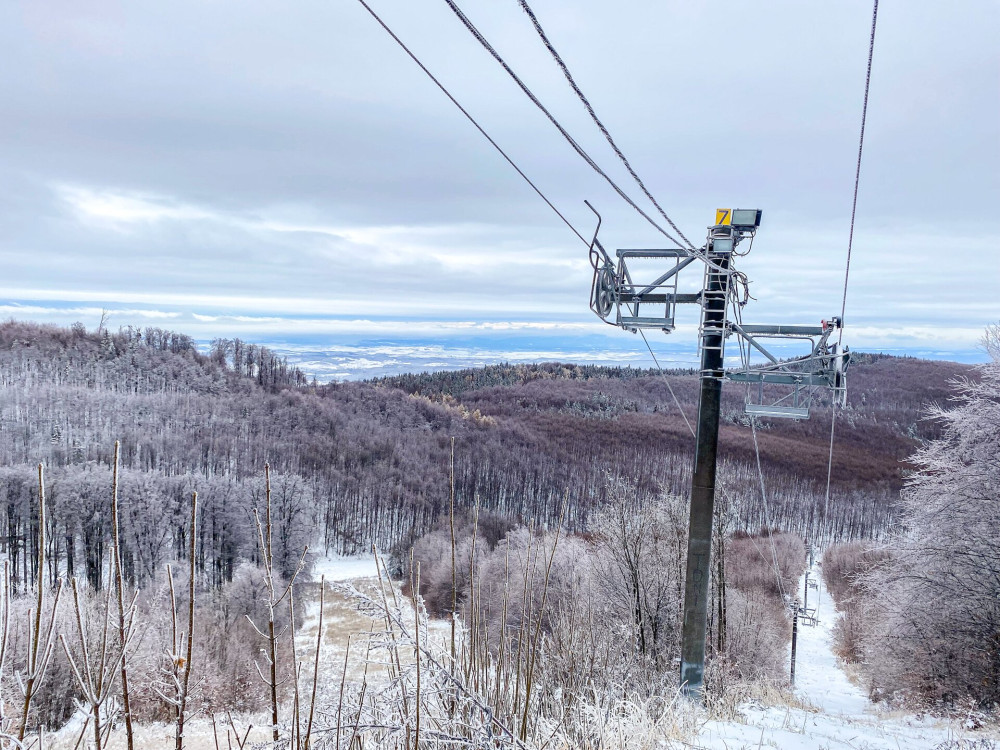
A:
[2,1,997,378]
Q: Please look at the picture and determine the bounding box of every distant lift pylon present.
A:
[588,207,850,697]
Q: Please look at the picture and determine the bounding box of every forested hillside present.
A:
[376,353,968,540]
[0,321,970,594]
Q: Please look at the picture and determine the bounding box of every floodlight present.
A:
[732,208,762,229]
[712,237,734,253]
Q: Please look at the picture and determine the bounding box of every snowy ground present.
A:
[695,562,995,749]
[294,553,450,696]
[311,553,382,582]
[43,555,998,749]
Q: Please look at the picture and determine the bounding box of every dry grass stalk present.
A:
[332,549,533,750]
[303,574,325,749]
[0,562,12,741]
[156,493,200,749]
[288,584,301,749]
[519,493,568,743]
[109,442,135,750]
[245,463,308,745]
[60,575,133,750]
[449,437,457,702]
[17,464,64,743]
[170,492,199,750]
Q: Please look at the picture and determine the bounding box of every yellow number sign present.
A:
[715,208,732,226]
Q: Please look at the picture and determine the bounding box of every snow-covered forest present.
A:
[0,319,997,748]
[0,319,964,591]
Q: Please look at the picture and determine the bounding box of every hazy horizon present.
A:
[4,312,988,382]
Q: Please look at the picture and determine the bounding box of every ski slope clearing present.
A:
[695,564,996,750]
[311,552,382,582]
[53,554,992,749]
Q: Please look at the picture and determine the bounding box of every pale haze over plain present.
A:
[2,1,997,379]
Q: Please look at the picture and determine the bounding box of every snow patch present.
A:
[310,553,380,582]
[791,566,870,716]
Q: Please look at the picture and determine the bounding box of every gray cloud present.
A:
[1,0,997,373]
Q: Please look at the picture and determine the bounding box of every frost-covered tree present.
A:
[590,478,687,670]
[865,326,1000,704]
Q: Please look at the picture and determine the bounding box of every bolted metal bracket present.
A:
[726,319,851,418]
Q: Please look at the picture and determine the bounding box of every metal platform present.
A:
[744,403,810,420]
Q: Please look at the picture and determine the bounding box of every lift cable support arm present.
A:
[588,208,851,420]
[727,319,850,419]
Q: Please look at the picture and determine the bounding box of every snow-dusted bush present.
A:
[822,541,887,605]
[861,327,1000,705]
[403,475,805,746]
[401,510,515,617]
[821,542,887,663]
[721,587,789,681]
[707,531,805,686]
[726,531,804,599]
[1,590,76,731]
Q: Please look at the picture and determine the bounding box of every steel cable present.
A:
[840,0,879,347]
[639,329,695,438]
[750,416,790,604]
[353,0,590,249]
[515,0,697,251]
[822,0,879,543]
[439,0,692,251]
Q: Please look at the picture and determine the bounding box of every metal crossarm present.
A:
[589,209,851,419]
[728,372,833,387]
[727,318,850,418]
[745,404,811,419]
[737,324,826,336]
[595,247,705,332]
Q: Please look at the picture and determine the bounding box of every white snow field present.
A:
[695,562,993,750]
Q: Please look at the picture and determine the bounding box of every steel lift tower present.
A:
[589,208,850,698]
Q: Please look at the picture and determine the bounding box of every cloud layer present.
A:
[2,1,997,378]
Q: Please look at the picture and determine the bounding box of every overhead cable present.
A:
[639,329,695,438]
[353,0,589,248]
[839,0,879,347]
[515,0,696,251]
[823,0,880,540]
[440,0,688,250]
[750,417,789,603]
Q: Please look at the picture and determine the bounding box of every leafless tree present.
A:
[591,478,687,669]
[15,465,63,743]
